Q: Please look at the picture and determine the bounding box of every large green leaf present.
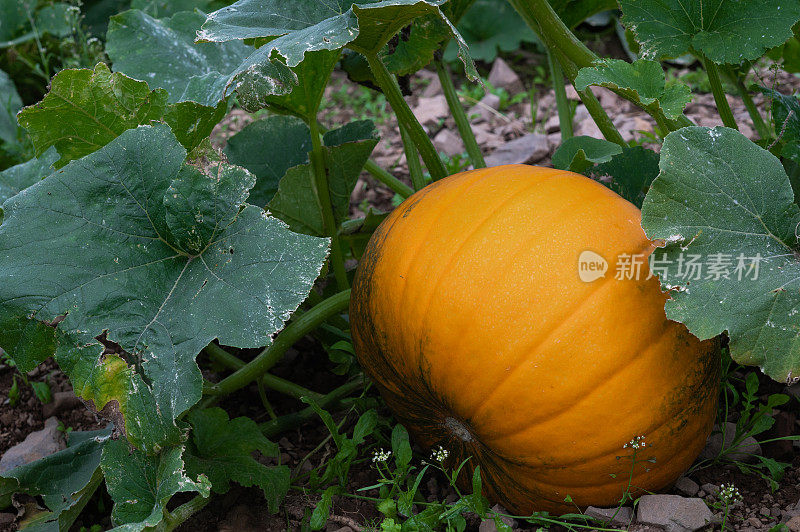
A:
[185,408,289,512]
[0,0,29,42]
[17,63,168,168]
[269,120,379,235]
[101,439,210,531]
[0,147,58,204]
[0,124,329,450]
[106,9,251,107]
[1,428,111,532]
[575,59,691,120]
[619,0,800,64]
[198,0,478,100]
[641,126,800,383]
[223,115,312,207]
[0,1,76,47]
[0,68,22,147]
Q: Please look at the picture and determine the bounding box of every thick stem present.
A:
[399,123,427,190]
[308,119,350,290]
[577,87,627,147]
[161,495,210,532]
[260,377,365,438]
[548,50,573,140]
[434,56,486,169]
[364,52,448,181]
[203,343,323,401]
[704,57,738,130]
[723,66,770,138]
[363,159,414,198]
[205,290,351,397]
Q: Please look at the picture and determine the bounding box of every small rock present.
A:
[0,412,13,426]
[747,517,763,528]
[0,417,64,474]
[472,125,505,150]
[585,506,633,526]
[544,114,562,133]
[674,477,700,497]
[433,129,465,157]
[413,95,449,127]
[576,117,602,139]
[760,507,773,518]
[485,133,549,167]
[468,93,501,123]
[479,504,515,532]
[42,390,82,418]
[636,494,714,532]
[700,422,762,462]
[565,84,580,100]
[487,58,523,94]
[0,513,14,526]
[700,483,719,497]
[421,76,443,98]
[787,516,800,532]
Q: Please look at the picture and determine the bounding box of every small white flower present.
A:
[718,483,742,504]
[372,448,392,463]
[431,445,449,462]
[623,435,646,450]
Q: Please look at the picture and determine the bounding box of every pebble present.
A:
[467,93,501,123]
[485,133,549,167]
[585,505,633,526]
[787,516,800,532]
[700,483,719,497]
[478,503,515,532]
[42,390,82,418]
[700,422,762,462]
[487,58,524,94]
[433,129,465,157]
[674,476,699,497]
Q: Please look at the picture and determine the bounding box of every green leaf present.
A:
[309,485,338,530]
[391,424,412,469]
[1,428,111,531]
[444,0,538,63]
[185,408,289,512]
[552,135,622,174]
[106,9,251,107]
[35,3,78,38]
[101,439,210,530]
[198,0,478,91]
[641,126,800,383]
[223,115,312,207]
[0,0,29,42]
[0,124,329,450]
[131,0,217,18]
[17,63,168,168]
[552,0,618,29]
[619,0,800,63]
[575,59,691,120]
[593,146,660,208]
[269,120,379,235]
[385,15,451,75]
[0,68,23,147]
[0,147,57,204]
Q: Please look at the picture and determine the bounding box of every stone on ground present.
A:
[487,58,523,94]
[636,494,714,532]
[433,129,465,157]
[485,133,549,167]
[700,422,762,462]
[585,505,633,527]
[0,417,64,474]
[674,476,700,497]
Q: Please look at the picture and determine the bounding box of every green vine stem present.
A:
[434,55,486,168]
[399,123,427,190]
[722,66,770,139]
[205,290,351,397]
[548,50,573,140]
[260,377,365,438]
[577,87,627,147]
[159,495,210,532]
[363,52,448,181]
[703,57,738,130]
[203,343,323,402]
[309,119,349,291]
[363,159,414,197]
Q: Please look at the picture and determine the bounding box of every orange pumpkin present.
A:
[350,164,719,513]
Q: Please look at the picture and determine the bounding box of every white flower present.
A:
[623,435,646,450]
[431,445,449,462]
[718,483,742,504]
[372,448,392,463]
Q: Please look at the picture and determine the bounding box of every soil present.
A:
[3,52,800,532]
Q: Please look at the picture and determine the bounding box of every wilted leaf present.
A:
[619,0,800,63]
[0,124,329,450]
[575,59,691,120]
[101,439,210,530]
[641,126,800,382]
[185,408,289,512]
